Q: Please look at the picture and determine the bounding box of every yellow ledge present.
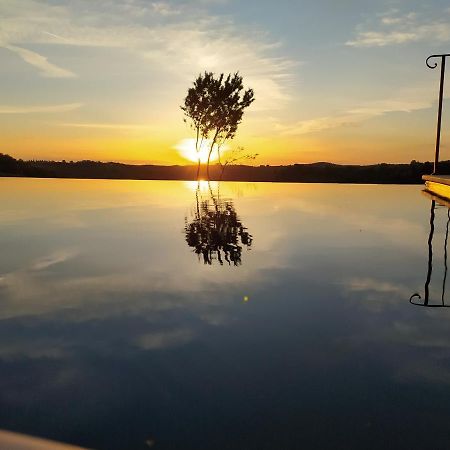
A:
[423,175,450,202]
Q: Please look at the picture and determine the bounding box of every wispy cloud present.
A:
[0,0,295,111]
[275,115,358,136]
[347,10,450,47]
[151,2,181,16]
[58,122,153,130]
[4,44,76,78]
[275,96,433,136]
[0,102,83,114]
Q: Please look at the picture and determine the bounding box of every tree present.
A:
[181,72,254,178]
[0,153,20,174]
[180,72,216,178]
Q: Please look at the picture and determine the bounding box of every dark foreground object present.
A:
[0,153,440,183]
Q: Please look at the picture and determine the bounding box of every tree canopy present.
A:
[181,72,254,177]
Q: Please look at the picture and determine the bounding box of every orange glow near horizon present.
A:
[1,120,442,166]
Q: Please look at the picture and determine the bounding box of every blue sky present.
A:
[1,0,450,164]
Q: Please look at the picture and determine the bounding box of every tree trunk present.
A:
[195,127,201,180]
[207,130,220,180]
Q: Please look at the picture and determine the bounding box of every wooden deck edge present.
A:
[422,174,450,186]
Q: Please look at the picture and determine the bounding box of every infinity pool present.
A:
[1,178,449,449]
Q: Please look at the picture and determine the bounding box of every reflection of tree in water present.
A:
[184,183,252,265]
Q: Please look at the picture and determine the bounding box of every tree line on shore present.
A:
[0,152,441,184]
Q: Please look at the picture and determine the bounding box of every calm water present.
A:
[1,178,450,449]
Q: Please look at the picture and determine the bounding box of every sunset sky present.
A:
[1,0,450,165]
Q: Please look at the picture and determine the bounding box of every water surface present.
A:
[1,178,450,450]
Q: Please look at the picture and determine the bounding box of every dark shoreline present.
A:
[0,153,441,184]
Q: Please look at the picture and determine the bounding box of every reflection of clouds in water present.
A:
[292,200,426,252]
[0,248,79,319]
[348,277,406,295]
[0,237,258,358]
[0,254,260,321]
[388,319,450,386]
[248,185,429,255]
[330,196,450,389]
[344,277,411,311]
[0,337,66,359]
[136,329,195,350]
[339,271,450,386]
[31,249,78,271]
[2,181,450,397]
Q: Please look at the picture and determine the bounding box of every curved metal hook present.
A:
[410,293,423,305]
[409,292,450,307]
[426,54,450,69]
[426,55,439,69]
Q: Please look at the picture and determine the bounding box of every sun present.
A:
[175,138,227,163]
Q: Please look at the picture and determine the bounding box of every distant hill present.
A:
[0,153,440,184]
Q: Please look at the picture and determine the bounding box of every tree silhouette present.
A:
[184,182,253,265]
[181,73,216,178]
[181,72,254,178]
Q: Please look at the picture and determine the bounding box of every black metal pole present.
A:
[410,200,436,306]
[426,54,450,174]
[423,200,436,305]
[435,57,446,174]
[442,208,450,305]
